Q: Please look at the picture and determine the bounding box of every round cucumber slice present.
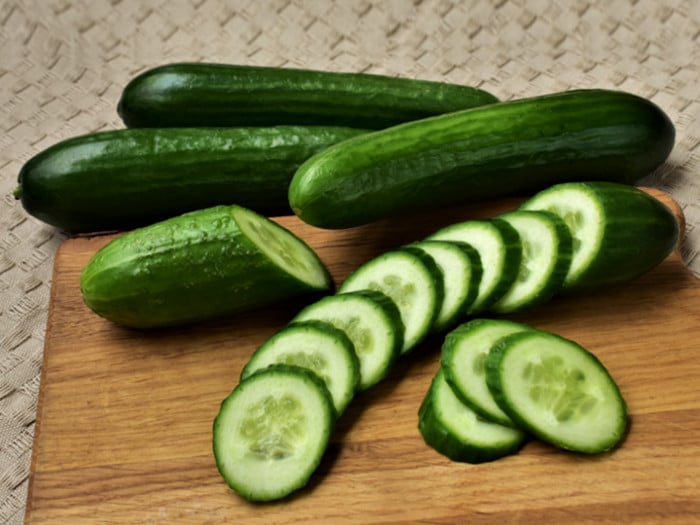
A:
[441,319,534,427]
[240,320,360,416]
[490,210,573,313]
[404,240,483,332]
[486,330,628,454]
[292,290,403,390]
[418,368,527,463]
[427,218,521,313]
[338,248,443,354]
[213,364,334,502]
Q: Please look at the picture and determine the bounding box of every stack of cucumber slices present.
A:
[419,318,628,464]
[213,181,679,501]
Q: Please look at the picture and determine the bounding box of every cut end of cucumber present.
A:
[233,206,331,291]
[213,365,334,502]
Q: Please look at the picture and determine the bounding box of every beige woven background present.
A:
[1,0,699,523]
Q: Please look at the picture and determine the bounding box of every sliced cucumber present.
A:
[441,319,533,427]
[427,218,521,313]
[404,240,483,332]
[337,248,443,354]
[490,210,573,313]
[234,205,332,292]
[292,290,404,390]
[213,364,334,502]
[240,320,359,416]
[486,330,628,454]
[520,181,679,290]
[418,368,527,463]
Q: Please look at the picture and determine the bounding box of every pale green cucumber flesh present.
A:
[428,219,520,313]
[405,240,482,332]
[490,210,573,313]
[520,181,679,290]
[418,368,527,463]
[240,321,359,416]
[213,365,334,502]
[338,249,443,354]
[233,206,331,290]
[441,319,533,427]
[486,330,628,453]
[292,290,403,390]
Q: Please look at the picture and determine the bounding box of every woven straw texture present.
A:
[1,0,699,522]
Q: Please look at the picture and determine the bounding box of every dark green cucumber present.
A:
[117,62,499,129]
[15,125,364,233]
[520,182,680,290]
[288,89,675,229]
[80,205,332,328]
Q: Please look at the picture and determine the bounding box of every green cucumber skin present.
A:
[118,62,500,129]
[418,370,526,463]
[289,89,675,229]
[80,205,331,329]
[523,182,680,290]
[16,125,365,233]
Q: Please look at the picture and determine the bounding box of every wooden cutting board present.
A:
[25,190,700,524]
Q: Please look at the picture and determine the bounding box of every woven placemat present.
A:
[1,0,699,523]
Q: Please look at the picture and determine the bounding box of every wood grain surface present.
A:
[25,190,700,524]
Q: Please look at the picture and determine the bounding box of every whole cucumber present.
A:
[117,62,499,129]
[288,89,675,229]
[15,125,364,233]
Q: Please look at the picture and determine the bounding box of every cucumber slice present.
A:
[292,290,404,390]
[213,364,334,502]
[427,218,521,313]
[418,368,527,463]
[240,320,359,416]
[338,248,443,354]
[490,210,573,313]
[486,330,628,454]
[520,181,679,290]
[404,240,483,332]
[441,319,533,427]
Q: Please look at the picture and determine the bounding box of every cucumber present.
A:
[292,290,404,391]
[428,219,521,313]
[288,89,675,229]
[486,330,628,454]
[490,210,573,313]
[520,182,680,290]
[240,321,360,416]
[213,364,334,502]
[404,240,482,331]
[15,125,365,233]
[80,205,332,328]
[418,368,527,463]
[337,249,443,354]
[441,319,534,427]
[117,62,499,129]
